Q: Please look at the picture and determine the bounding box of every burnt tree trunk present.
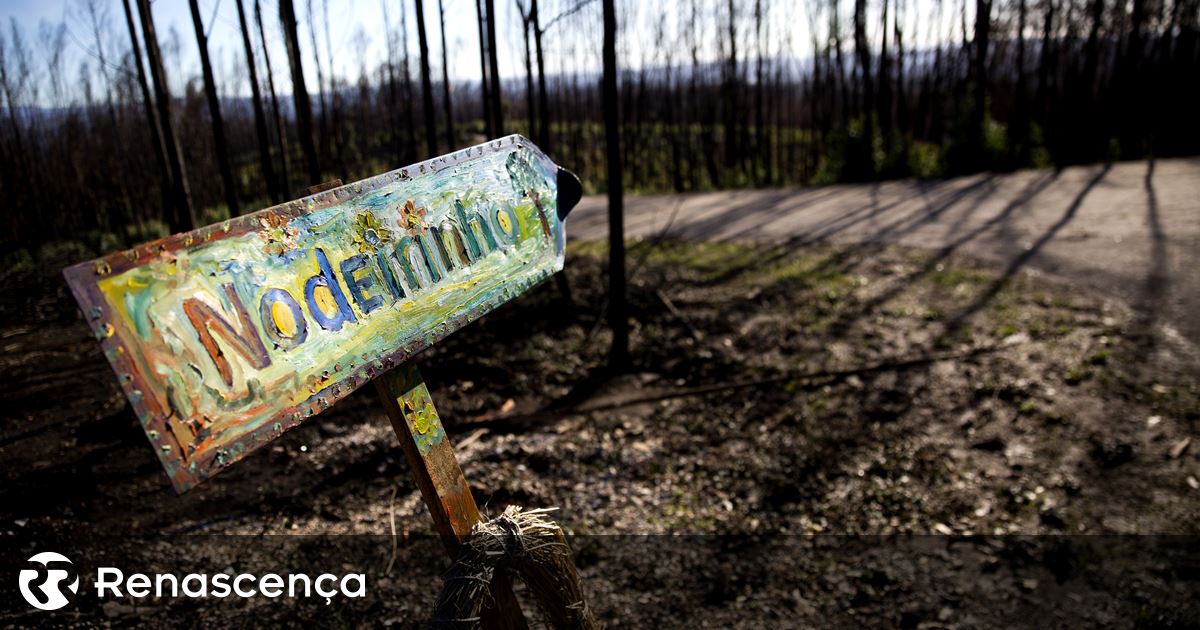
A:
[970,0,993,169]
[1082,0,1105,160]
[485,0,504,135]
[236,0,279,204]
[520,2,536,140]
[279,0,321,185]
[306,0,330,166]
[754,0,768,184]
[878,0,893,143]
[602,0,628,369]
[532,0,549,149]
[382,0,400,163]
[1008,0,1031,165]
[475,0,493,137]
[136,0,195,232]
[189,0,240,216]
[414,0,439,158]
[256,0,291,195]
[723,0,738,177]
[121,0,172,224]
[437,0,455,149]
[852,0,875,178]
[400,1,417,162]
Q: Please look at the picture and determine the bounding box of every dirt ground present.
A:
[1,238,1198,627]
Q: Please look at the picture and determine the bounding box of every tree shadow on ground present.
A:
[944,164,1111,333]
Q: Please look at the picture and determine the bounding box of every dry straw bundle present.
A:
[431,506,598,629]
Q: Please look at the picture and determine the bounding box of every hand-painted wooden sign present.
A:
[64,135,577,492]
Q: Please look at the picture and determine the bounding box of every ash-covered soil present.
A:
[1,240,1197,627]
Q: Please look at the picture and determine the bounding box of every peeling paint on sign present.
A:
[63,135,570,492]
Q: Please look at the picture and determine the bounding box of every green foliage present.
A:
[0,248,36,284]
[1106,138,1122,162]
[96,231,125,254]
[906,141,943,178]
[812,141,846,186]
[926,265,987,288]
[37,240,95,271]
[984,116,1008,163]
[125,220,169,244]
[200,204,232,226]
[1064,365,1091,385]
[1029,124,1053,169]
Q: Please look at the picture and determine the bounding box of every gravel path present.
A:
[569,158,1200,348]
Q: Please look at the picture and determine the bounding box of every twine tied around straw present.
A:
[431,506,599,629]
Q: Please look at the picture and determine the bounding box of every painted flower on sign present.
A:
[403,391,444,454]
[258,215,298,256]
[352,210,393,253]
[398,200,428,237]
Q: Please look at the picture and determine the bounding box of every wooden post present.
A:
[376,364,528,629]
[312,178,525,627]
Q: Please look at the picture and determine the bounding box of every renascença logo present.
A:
[18,552,80,611]
[17,551,366,610]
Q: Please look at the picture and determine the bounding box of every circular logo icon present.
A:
[18,552,79,611]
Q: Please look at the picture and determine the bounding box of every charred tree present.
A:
[602,0,627,369]
[831,0,849,126]
[1008,0,1032,166]
[968,0,992,169]
[382,0,399,161]
[400,0,417,161]
[255,0,291,196]
[437,0,456,149]
[1119,0,1148,156]
[279,0,321,185]
[1081,0,1105,160]
[120,0,171,224]
[414,0,438,158]
[722,0,738,177]
[136,0,194,232]
[485,0,504,135]
[532,0,549,149]
[754,0,769,184]
[894,0,910,139]
[235,0,279,204]
[518,0,536,141]
[189,0,239,216]
[82,0,133,233]
[878,0,893,142]
[320,0,348,179]
[305,0,330,166]
[475,0,493,137]
[851,0,875,178]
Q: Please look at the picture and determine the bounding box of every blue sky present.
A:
[2,0,970,107]
[3,0,527,104]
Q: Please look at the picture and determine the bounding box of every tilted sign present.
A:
[64,136,573,492]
